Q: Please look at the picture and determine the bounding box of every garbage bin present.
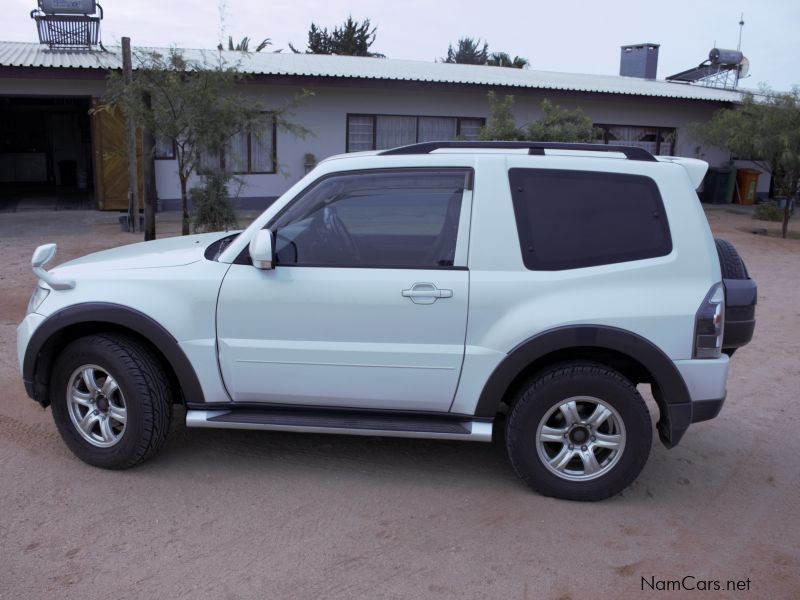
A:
[735,168,760,205]
[58,160,77,187]
[702,165,737,204]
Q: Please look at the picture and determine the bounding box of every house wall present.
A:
[2,74,763,208]
[0,77,105,97]
[154,81,745,208]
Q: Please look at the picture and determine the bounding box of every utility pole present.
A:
[142,91,157,240]
[122,37,139,233]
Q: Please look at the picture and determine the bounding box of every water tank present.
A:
[38,0,97,15]
[709,48,743,66]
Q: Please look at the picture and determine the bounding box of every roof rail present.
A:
[379,141,657,162]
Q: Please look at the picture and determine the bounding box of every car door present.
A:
[216,168,472,412]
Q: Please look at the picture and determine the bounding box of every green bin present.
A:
[702,165,737,204]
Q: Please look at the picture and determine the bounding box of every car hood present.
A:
[51,231,238,273]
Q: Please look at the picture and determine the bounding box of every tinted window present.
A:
[509,168,671,271]
[271,169,469,268]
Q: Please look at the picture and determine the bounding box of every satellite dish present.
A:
[739,56,750,78]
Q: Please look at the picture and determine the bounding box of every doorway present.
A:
[0,96,94,212]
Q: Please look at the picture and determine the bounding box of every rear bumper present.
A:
[660,394,726,448]
[691,396,726,423]
[660,356,729,448]
[722,278,757,351]
[674,356,729,402]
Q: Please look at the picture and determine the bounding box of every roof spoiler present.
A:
[656,157,709,190]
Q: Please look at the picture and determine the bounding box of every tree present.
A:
[217,36,272,53]
[479,92,522,140]
[101,49,310,236]
[443,37,488,65]
[487,52,529,69]
[443,39,529,68]
[691,87,800,238]
[479,93,597,143]
[525,99,597,142]
[290,16,384,57]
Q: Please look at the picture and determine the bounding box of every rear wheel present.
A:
[506,363,652,501]
[715,238,748,279]
[50,334,172,469]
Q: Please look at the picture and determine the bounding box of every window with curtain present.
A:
[419,117,457,142]
[458,118,483,140]
[225,131,249,173]
[198,114,276,173]
[250,115,275,173]
[154,135,175,159]
[376,116,417,148]
[199,148,221,172]
[347,114,486,151]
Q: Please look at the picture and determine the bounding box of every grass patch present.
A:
[736,225,800,240]
[753,202,785,222]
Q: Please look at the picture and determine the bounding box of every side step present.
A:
[185,407,493,442]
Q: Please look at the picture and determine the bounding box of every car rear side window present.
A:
[508,168,671,271]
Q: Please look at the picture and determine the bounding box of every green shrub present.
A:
[525,99,598,142]
[753,201,784,222]
[191,170,238,233]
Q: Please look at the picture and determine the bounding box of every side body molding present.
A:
[473,325,692,447]
[22,302,205,407]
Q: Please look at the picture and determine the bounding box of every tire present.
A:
[715,238,748,279]
[50,334,172,469]
[506,363,652,501]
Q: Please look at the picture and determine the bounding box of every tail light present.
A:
[693,283,725,359]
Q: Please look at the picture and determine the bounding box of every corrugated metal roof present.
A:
[0,40,742,103]
[0,40,119,69]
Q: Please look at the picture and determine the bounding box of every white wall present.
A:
[155,83,499,203]
[1,74,749,204]
[154,81,739,204]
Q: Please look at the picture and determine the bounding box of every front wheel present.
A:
[50,334,173,469]
[506,363,652,501]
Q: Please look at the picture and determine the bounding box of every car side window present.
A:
[508,168,672,271]
[271,169,470,268]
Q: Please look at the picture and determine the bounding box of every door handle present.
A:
[401,282,453,305]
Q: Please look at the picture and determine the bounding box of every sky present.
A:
[4,0,799,90]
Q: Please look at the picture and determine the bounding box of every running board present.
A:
[185,408,493,442]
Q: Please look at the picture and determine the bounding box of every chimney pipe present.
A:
[620,43,660,79]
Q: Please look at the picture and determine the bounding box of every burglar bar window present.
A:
[593,124,676,156]
[346,114,485,151]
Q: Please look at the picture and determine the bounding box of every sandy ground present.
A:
[0,207,798,599]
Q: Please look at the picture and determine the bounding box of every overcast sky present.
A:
[4,0,798,90]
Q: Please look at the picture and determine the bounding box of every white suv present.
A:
[18,141,757,501]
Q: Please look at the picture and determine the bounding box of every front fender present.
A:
[22,303,207,408]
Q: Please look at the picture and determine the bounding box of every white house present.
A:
[0,40,755,212]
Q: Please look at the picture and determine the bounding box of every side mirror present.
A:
[249,229,274,270]
[32,243,57,268]
[31,243,74,290]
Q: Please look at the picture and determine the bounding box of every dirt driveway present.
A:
[1,208,798,599]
